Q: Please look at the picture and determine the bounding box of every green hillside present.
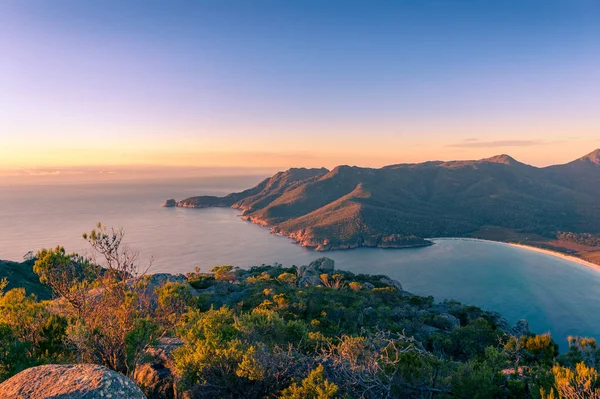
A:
[0,259,51,300]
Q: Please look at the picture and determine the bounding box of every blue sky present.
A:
[1,0,599,169]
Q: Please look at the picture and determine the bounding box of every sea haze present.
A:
[1,176,600,348]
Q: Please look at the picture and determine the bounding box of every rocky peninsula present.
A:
[164,150,600,259]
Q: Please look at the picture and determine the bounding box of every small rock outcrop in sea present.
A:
[162,199,177,207]
[297,257,336,287]
[0,364,146,399]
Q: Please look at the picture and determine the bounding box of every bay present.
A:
[1,176,600,348]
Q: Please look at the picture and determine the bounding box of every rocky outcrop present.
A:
[132,273,198,306]
[272,228,433,252]
[162,199,176,207]
[363,282,375,290]
[0,364,146,399]
[491,314,532,337]
[511,319,531,337]
[438,313,461,330]
[134,337,183,399]
[166,149,600,258]
[379,277,403,292]
[297,257,335,287]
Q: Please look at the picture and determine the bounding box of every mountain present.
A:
[542,149,600,197]
[576,149,600,165]
[177,168,329,208]
[169,150,600,253]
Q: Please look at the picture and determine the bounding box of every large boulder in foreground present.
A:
[0,364,146,399]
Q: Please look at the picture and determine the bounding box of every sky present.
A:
[1,0,599,172]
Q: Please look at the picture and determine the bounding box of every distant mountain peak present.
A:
[479,154,521,166]
[577,149,600,165]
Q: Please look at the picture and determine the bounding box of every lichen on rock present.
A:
[0,364,146,399]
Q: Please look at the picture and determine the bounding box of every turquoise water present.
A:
[1,177,600,347]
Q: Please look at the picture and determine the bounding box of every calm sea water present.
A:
[2,176,600,348]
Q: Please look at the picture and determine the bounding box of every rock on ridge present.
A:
[0,364,146,399]
[379,277,403,292]
[297,257,335,287]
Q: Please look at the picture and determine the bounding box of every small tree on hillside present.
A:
[33,224,169,376]
[34,247,97,317]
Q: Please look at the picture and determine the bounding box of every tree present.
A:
[277,272,297,286]
[319,274,345,290]
[34,246,96,316]
[541,362,600,399]
[33,224,162,377]
[451,347,508,399]
[279,364,338,399]
[211,265,239,283]
[561,337,600,369]
[348,282,362,292]
[0,286,70,379]
[520,334,559,366]
[82,222,150,281]
[320,331,444,398]
[155,281,193,329]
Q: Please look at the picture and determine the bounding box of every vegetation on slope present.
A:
[556,232,600,248]
[171,150,600,254]
[0,258,51,300]
[2,226,600,398]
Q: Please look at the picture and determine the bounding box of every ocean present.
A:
[2,175,600,348]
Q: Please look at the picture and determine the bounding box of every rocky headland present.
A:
[165,150,600,260]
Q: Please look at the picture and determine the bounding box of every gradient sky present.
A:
[1,0,599,170]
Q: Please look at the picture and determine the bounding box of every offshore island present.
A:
[165,149,600,264]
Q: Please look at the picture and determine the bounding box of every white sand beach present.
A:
[431,237,600,272]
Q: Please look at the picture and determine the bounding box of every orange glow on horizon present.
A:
[2,137,599,172]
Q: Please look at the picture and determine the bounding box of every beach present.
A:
[432,237,600,273]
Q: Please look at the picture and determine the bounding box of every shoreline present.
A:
[431,237,600,272]
[169,204,600,272]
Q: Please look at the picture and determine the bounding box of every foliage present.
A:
[278,272,297,286]
[557,232,600,248]
[28,225,166,377]
[560,337,600,370]
[541,362,600,399]
[429,317,502,361]
[34,246,97,315]
[0,287,70,380]
[279,364,338,399]
[0,259,51,300]
[4,228,600,397]
[211,265,239,283]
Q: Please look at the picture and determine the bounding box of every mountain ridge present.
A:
[574,148,600,165]
[168,151,600,257]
